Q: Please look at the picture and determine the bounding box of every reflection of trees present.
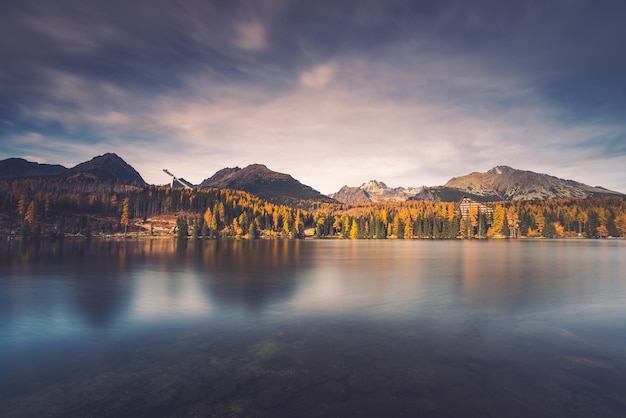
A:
[59,241,137,327]
[0,239,311,327]
[65,267,133,327]
[0,240,135,328]
[197,240,308,311]
[119,239,309,313]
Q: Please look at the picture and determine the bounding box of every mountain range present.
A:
[332,166,623,203]
[443,165,620,201]
[0,153,145,184]
[1,154,623,204]
[330,181,423,204]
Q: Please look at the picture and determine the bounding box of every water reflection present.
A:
[199,240,307,311]
[129,267,213,321]
[0,239,315,338]
[1,239,625,333]
[0,240,136,331]
[1,239,626,417]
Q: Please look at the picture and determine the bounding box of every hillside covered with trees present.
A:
[1,178,625,240]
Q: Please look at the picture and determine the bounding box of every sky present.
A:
[1,0,625,194]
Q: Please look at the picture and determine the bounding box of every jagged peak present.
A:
[487,166,516,175]
[361,180,389,190]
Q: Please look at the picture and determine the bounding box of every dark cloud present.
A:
[3,0,624,102]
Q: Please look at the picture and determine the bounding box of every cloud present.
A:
[116,55,623,192]
[299,63,337,89]
[1,0,626,194]
[5,46,626,194]
[21,7,120,54]
[233,20,268,52]
[14,132,44,145]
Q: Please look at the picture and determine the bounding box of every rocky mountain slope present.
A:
[409,186,497,202]
[66,153,146,184]
[200,164,335,205]
[444,166,623,200]
[331,185,372,204]
[361,180,423,201]
[0,158,68,179]
[332,166,623,203]
[330,180,423,204]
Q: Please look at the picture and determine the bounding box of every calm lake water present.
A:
[1,239,625,417]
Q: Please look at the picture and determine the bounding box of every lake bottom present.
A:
[3,312,625,417]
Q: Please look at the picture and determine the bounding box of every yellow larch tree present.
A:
[491,205,505,237]
[349,220,359,239]
[24,201,37,231]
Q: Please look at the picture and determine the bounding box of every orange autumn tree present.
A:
[616,212,626,237]
[506,206,520,238]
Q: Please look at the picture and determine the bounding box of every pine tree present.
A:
[248,222,258,239]
[190,219,198,240]
[176,216,188,240]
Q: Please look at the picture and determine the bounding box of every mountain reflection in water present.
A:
[0,239,625,417]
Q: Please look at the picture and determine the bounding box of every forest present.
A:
[1,177,625,240]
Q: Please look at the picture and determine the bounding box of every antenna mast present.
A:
[163,169,193,190]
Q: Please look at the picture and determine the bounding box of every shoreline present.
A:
[2,233,622,242]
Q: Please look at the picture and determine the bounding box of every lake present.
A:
[1,239,625,417]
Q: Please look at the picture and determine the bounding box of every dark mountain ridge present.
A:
[66,153,145,184]
[0,153,145,184]
[0,158,68,179]
[200,164,335,205]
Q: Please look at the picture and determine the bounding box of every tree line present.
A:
[0,178,307,239]
[1,178,625,239]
